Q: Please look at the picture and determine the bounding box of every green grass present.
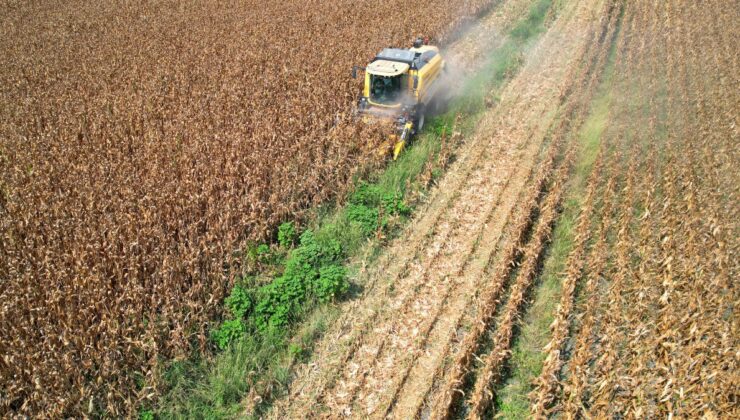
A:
[148,1,557,417]
[510,0,553,41]
[157,305,338,419]
[494,23,621,419]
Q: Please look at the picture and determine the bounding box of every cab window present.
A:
[370,74,407,105]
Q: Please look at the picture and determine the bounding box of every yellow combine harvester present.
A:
[352,38,446,159]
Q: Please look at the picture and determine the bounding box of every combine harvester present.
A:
[352,38,446,159]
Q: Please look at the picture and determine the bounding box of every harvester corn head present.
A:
[352,38,446,159]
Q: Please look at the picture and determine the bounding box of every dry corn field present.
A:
[529,1,739,417]
[0,0,498,416]
[1,0,738,418]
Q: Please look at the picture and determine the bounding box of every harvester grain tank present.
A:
[352,38,446,159]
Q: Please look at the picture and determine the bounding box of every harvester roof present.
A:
[375,48,416,64]
[366,59,410,77]
[371,45,441,73]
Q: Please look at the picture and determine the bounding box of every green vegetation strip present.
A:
[494,34,619,419]
[147,1,556,417]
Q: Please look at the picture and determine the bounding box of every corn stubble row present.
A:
[531,0,738,417]
[430,123,561,420]
[0,0,495,416]
[427,1,620,416]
